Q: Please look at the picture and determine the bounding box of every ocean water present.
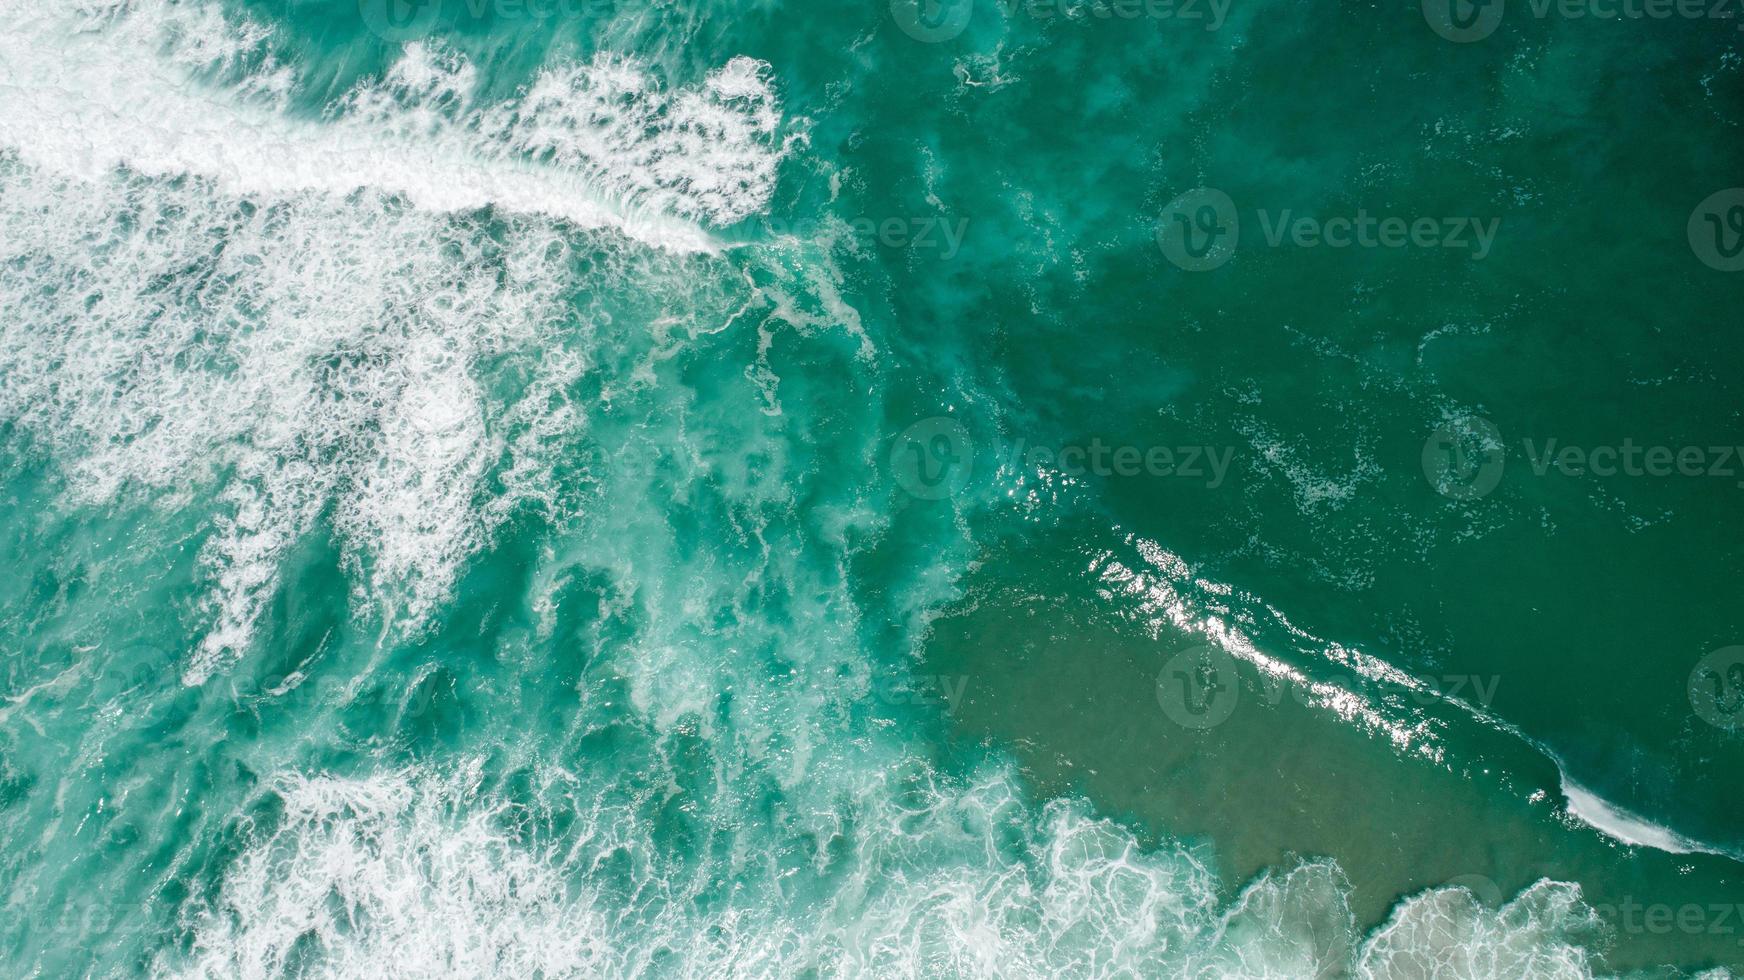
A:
[0,0,1741,976]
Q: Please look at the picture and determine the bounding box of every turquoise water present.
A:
[1,0,1741,976]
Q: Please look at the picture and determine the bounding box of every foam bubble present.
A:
[1357,879,1601,979]
[0,5,1685,978]
[0,0,803,683]
[1560,775,1735,860]
[172,766,615,979]
[170,759,1630,979]
[0,158,587,682]
[1089,536,1450,761]
[0,1,793,250]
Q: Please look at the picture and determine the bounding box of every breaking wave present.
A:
[0,2,1717,978]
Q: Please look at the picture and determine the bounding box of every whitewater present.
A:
[0,2,1730,977]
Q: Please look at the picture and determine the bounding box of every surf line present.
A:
[1557,776,1737,859]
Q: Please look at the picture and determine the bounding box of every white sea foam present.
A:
[0,1,792,251]
[0,157,589,683]
[0,0,799,682]
[0,4,1698,978]
[1091,536,1448,761]
[155,462,1623,975]
[1102,531,1744,867]
[1356,878,1602,979]
[170,758,1630,979]
[172,765,614,980]
[1560,774,1732,859]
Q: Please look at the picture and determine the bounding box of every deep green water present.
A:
[0,0,1741,975]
